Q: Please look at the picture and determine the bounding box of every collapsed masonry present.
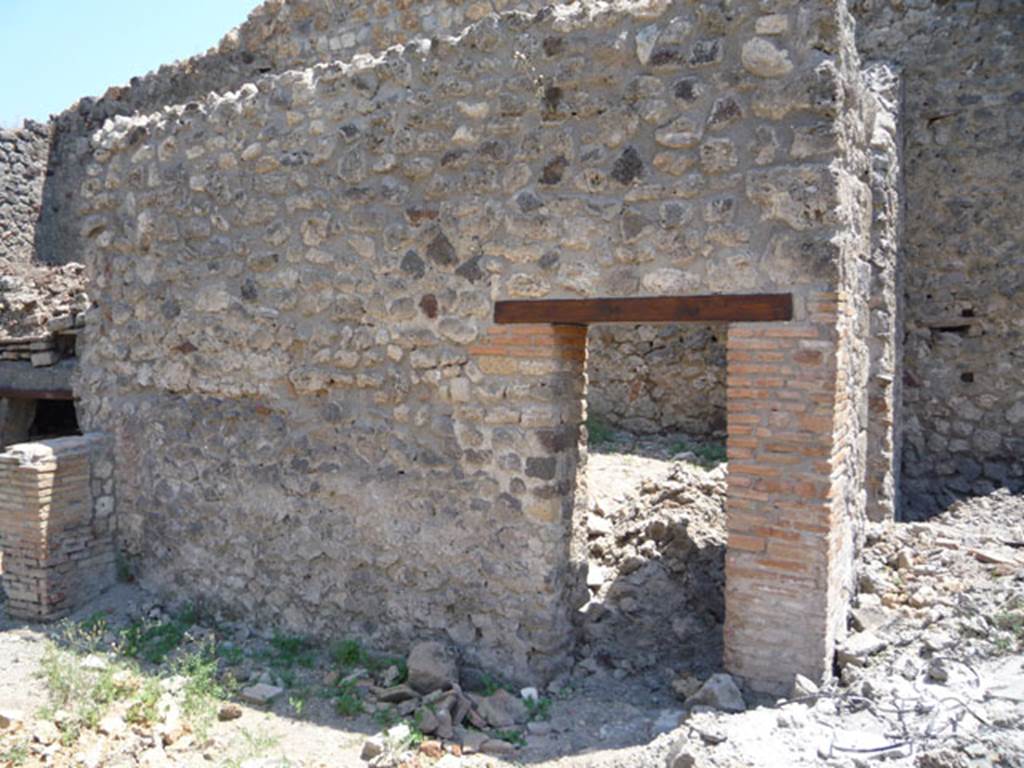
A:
[0,0,1019,695]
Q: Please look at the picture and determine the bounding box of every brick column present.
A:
[0,434,116,620]
[465,323,587,681]
[723,297,848,693]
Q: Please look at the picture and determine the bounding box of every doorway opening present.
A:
[573,323,729,694]
[0,396,80,449]
[28,398,81,441]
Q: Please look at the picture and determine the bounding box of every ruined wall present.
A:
[586,324,726,437]
[36,0,547,267]
[75,0,869,687]
[862,63,902,521]
[852,0,1024,518]
[0,122,50,268]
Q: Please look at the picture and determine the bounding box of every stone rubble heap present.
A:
[0,262,88,366]
[576,435,727,681]
[659,489,1024,768]
[355,641,533,765]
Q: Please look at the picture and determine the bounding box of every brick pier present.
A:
[0,434,116,620]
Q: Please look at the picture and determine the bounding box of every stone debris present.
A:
[0,488,1022,768]
[0,709,23,731]
[682,673,745,714]
[217,702,243,721]
[406,641,459,694]
[473,688,528,728]
[238,683,284,706]
[835,631,887,668]
[0,262,88,365]
[576,434,727,680]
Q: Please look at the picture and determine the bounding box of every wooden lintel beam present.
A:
[0,388,74,401]
[494,293,793,325]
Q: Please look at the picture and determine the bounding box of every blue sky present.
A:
[0,0,258,126]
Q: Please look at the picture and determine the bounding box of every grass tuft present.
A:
[585,415,613,447]
[671,438,727,466]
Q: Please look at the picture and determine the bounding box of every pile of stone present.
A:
[658,489,1024,768]
[576,438,727,681]
[0,262,88,366]
[357,641,533,766]
[838,488,1023,681]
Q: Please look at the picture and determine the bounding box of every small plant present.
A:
[0,741,29,766]
[671,439,727,466]
[125,677,161,725]
[288,694,306,716]
[386,720,425,752]
[120,604,198,664]
[220,728,282,768]
[525,695,552,721]
[373,707,400,730]
[992,598,1024,652]
[478,672,513,696]
[331,638,367,668]
[175,641,232,739]
[58,614,109,654]
[334,680,363,717]
[218,644,245,666]
[79,611,109,637]
[115,549,136,583]
[585,415,613,447]
[268,632,316,670]
[330,638,405,680]
[493,728,527,748]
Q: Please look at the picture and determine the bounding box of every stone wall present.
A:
[852,0,1024,518]
[0,433,116,620]
[73,0,872,689]
[0,121,50,268]
[586,324,726,437]
[862,63,902,522]
[35,0,548,267]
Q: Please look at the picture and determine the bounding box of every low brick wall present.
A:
[0,433,115,620]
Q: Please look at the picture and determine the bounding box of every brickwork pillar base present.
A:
[0,433,116,621]
[724,298,848,694]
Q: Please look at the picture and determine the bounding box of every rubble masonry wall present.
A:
[852,0,1024,518]
[0,122,50,269]
[586,324,726,438]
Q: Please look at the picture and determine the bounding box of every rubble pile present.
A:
[0,262,88,365]
[659,489,1024,767]
[576,433,728,682]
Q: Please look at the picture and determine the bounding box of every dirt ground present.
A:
[1,436,1022,768]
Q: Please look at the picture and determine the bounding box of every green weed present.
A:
[219,728,283,768]
[334,680,363,717]
[330,638,406,680]
[267,632,316,669]
[585,415,613,447]
[120,605,198,664]
[175,641,231,739]
[493,728,527,747]
[218,644,245,666]
[125,677,161,725]
[671,439,727,466]
[0,741,29,766]
[525,696,552,721]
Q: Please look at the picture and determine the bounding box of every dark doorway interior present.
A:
[28,399,81,441]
